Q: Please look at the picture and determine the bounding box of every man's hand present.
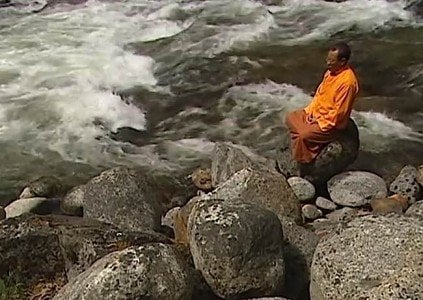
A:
[306,114,316,124]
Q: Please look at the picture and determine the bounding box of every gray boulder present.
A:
[211,142,274,187]
[211,168,302,224]
[287,177,315,202]
[0,214,169,294]
[406,201,423,219]
[315,197,337,211]
[311,215,423,300]
[188,198,285,299]
[302,204,322,220]
[328,171,387,207]
[4,197,60,218]
[390,165,421,204]
[60,185,84,216]
[277,119,359,184]
[19,176,63,199]
[83,167,163,232]
[53,243,195,300]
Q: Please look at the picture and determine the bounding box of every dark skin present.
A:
[307,49,348,124]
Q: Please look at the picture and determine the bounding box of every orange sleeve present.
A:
[319,83,357,131]
[304,97,317,115]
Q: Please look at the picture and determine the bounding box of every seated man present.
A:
[285,42,359,165]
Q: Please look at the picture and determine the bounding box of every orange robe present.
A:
[286,65,359,163]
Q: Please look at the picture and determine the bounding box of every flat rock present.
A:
[210,168,302,224]
[315,197,337,211]
[60,185,84,216]
[83,167,163,232]
[287,177,315,202]
[5,197,60,218]
[277,119,359,184]
[390,165,421,204]
[311,215,423,300]
[302,204,322,220]
[328,171,387,207]
[406,201,423,219]
[188,198,285,299]
[53,243,195,300]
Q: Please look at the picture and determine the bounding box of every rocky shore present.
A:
[0,120,422,299]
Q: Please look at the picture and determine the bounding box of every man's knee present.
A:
[298,128,314,141]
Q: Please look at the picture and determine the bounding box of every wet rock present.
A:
[211,142,274,187]
[191,168,212,191]
[406,201,423,219]
[280,218,319,300]
[287,177,315,202]
[83,167,163,232]
[311,215,423,300]
[316,196,337,211]
[188,198,285,299]
[211,168,302,224]
[277,119,359,184]
[302,204,322,220]
[53,243,194,300]
[0,206,5,221]
[389,165,421,204]
[162,206,180,229]
[60,185,84,216]
[370,194,408,215]
[328,171,387,207]
[0,214,169,293]
[4,197,60,218]
[19,176,63,199]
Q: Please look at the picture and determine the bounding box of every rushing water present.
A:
[0,0,422,202]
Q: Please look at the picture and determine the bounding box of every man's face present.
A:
[326,50,346,73]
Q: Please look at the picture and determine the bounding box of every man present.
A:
[285,42,359,164]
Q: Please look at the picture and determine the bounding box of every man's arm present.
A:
[319,83,357,131]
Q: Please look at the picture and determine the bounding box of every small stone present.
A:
[326,207,358,223]
[287,177,315,202]
[0,206,5,221]
[328,171,387,207]
[405,201,423,219]
[390,165,421,204]
[191,168,212,191]
[5,197,60,218]
[315,197,337,211]
[302,204,322,220]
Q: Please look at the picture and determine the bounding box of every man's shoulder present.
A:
[343,67,359,84]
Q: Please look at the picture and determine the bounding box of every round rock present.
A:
[311,215,423,300]
[315,197,337,211]
[60,185,84,216]
[188,198,285,299]
[328,171,387,207]
[53,243,194,300]
[287,177,315,202]
[302,204,322,220]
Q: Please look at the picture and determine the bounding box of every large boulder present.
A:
[188,198,285,299]
[83,167,163,232]
[211,142,274,187]
[327,171,387,207]
[389,165,421,204]
[0,214,168,297]
[210,168,302,224]
[277,119,359,184]
[4,197,60,218]
[311,215,423,300]
[53,243,195,300]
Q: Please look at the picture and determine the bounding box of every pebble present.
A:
[302,204,323,220]
[315,197,337,211]
[287,177,315,202]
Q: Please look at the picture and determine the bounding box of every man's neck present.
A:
[329,64,348,76]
